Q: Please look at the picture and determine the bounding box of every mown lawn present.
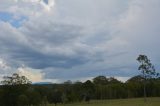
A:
[48,97,160,106]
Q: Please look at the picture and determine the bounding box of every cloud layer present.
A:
[0,0,160,82]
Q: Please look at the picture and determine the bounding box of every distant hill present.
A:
[33,82,53,85]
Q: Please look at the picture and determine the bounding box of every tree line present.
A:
[0,55,160,106]
[0,74,160,106]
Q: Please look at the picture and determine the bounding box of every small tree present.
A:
[137,55,157,102]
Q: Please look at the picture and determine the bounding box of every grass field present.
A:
[48,98,160,106]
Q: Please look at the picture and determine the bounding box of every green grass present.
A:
[48,98,160,106]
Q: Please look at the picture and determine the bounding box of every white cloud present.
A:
[0,0,55,18]
[40,0,55,11]
[0,58,9,69]
[115,76,130,82]
[17,66,44,82]
[0,58,15,75]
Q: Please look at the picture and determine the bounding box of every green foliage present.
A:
[48,89,63,106]
[93,76,108,85]
[0,73,32,106]
[25,88,42,106]
[137,55,157,79]
[127,75,143,83]
[108,77,122,84]
[17,94,29,106]
[0,71,160,106]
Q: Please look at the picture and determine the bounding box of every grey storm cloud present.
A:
[0,0,160,82]
[0,21,93,69]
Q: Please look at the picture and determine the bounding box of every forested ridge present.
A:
[0,74,160,106]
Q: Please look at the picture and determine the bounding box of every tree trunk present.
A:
[143,74,147,102]
[143,82,146,102]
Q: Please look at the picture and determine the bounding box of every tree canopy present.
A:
[1,73,31,85]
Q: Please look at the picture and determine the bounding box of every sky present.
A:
[0,0,160,83]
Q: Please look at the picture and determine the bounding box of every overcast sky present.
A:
[0,0,160,83]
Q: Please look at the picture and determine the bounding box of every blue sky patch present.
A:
[0,12,12,21]
[0,12,27,28]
